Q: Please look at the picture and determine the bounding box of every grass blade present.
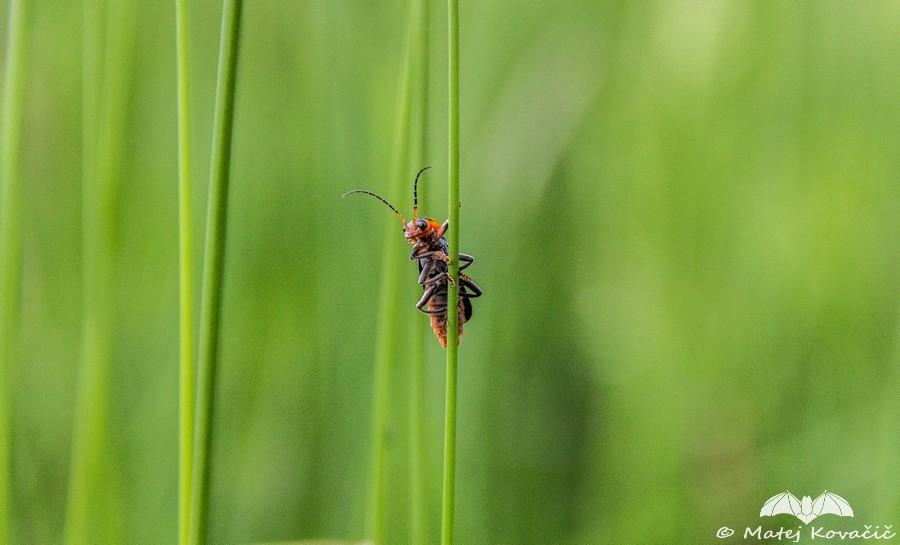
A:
[441,0,460,543]
[367,2,419,543]
[409,0,430,543]
[0,0,30,543]
[189,0,244,543]
[64,0,105,539]
[65,0,135,542]
[175,0,194,543]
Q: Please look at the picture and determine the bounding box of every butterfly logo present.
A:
[760,491,854,525]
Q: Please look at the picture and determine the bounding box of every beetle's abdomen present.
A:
[428,290,467,348]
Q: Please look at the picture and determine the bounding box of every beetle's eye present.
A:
[416,219,427,230]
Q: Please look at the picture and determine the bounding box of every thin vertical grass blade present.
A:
[175,0,194,543]
[0,1,30,543]
[409,0,430,543]
[366,2,419,544]
[65,0,135,542]
[188,1,244,543]
[441,0,460,544]
[64,1,105,541]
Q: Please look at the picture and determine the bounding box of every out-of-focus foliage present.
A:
[6,0,900,543]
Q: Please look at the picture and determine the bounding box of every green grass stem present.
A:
[409,0,429,542]
[441,0,460,543]
[0,0,30,543]
[175,0,194,543]
[188,1,243,543]
[63,2,104,541]
[367,3,418,542]
[65,0,135,542]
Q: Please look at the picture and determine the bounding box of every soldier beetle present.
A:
[343,166,482,347]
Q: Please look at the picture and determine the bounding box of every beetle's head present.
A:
[404,217,438,243]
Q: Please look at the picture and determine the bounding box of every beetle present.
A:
[342,166,482,347]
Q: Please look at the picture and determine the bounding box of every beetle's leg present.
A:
[409,243,428,260]
[459,276,483,298]
[409,242,435,260]
[412,249,450,264]
[422,270,455,288]
[417,248,472,270]
[436,220,449,238]
[416,285,441,314]
[418,304,447,315]
[443,271,456,288]
[417,260,434,286]
[419,262,456,288]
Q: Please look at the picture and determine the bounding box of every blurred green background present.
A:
[5,0,900,543]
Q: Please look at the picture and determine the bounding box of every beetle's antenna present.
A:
[412,165,431,221]
[342,190,407,225]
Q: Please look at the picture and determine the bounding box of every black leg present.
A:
[427,272,455,288]
[417,260,434,286]
[416,285,447,315]
[459,276,483,298]
[420,264,455,288]
[410,248,450,264]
